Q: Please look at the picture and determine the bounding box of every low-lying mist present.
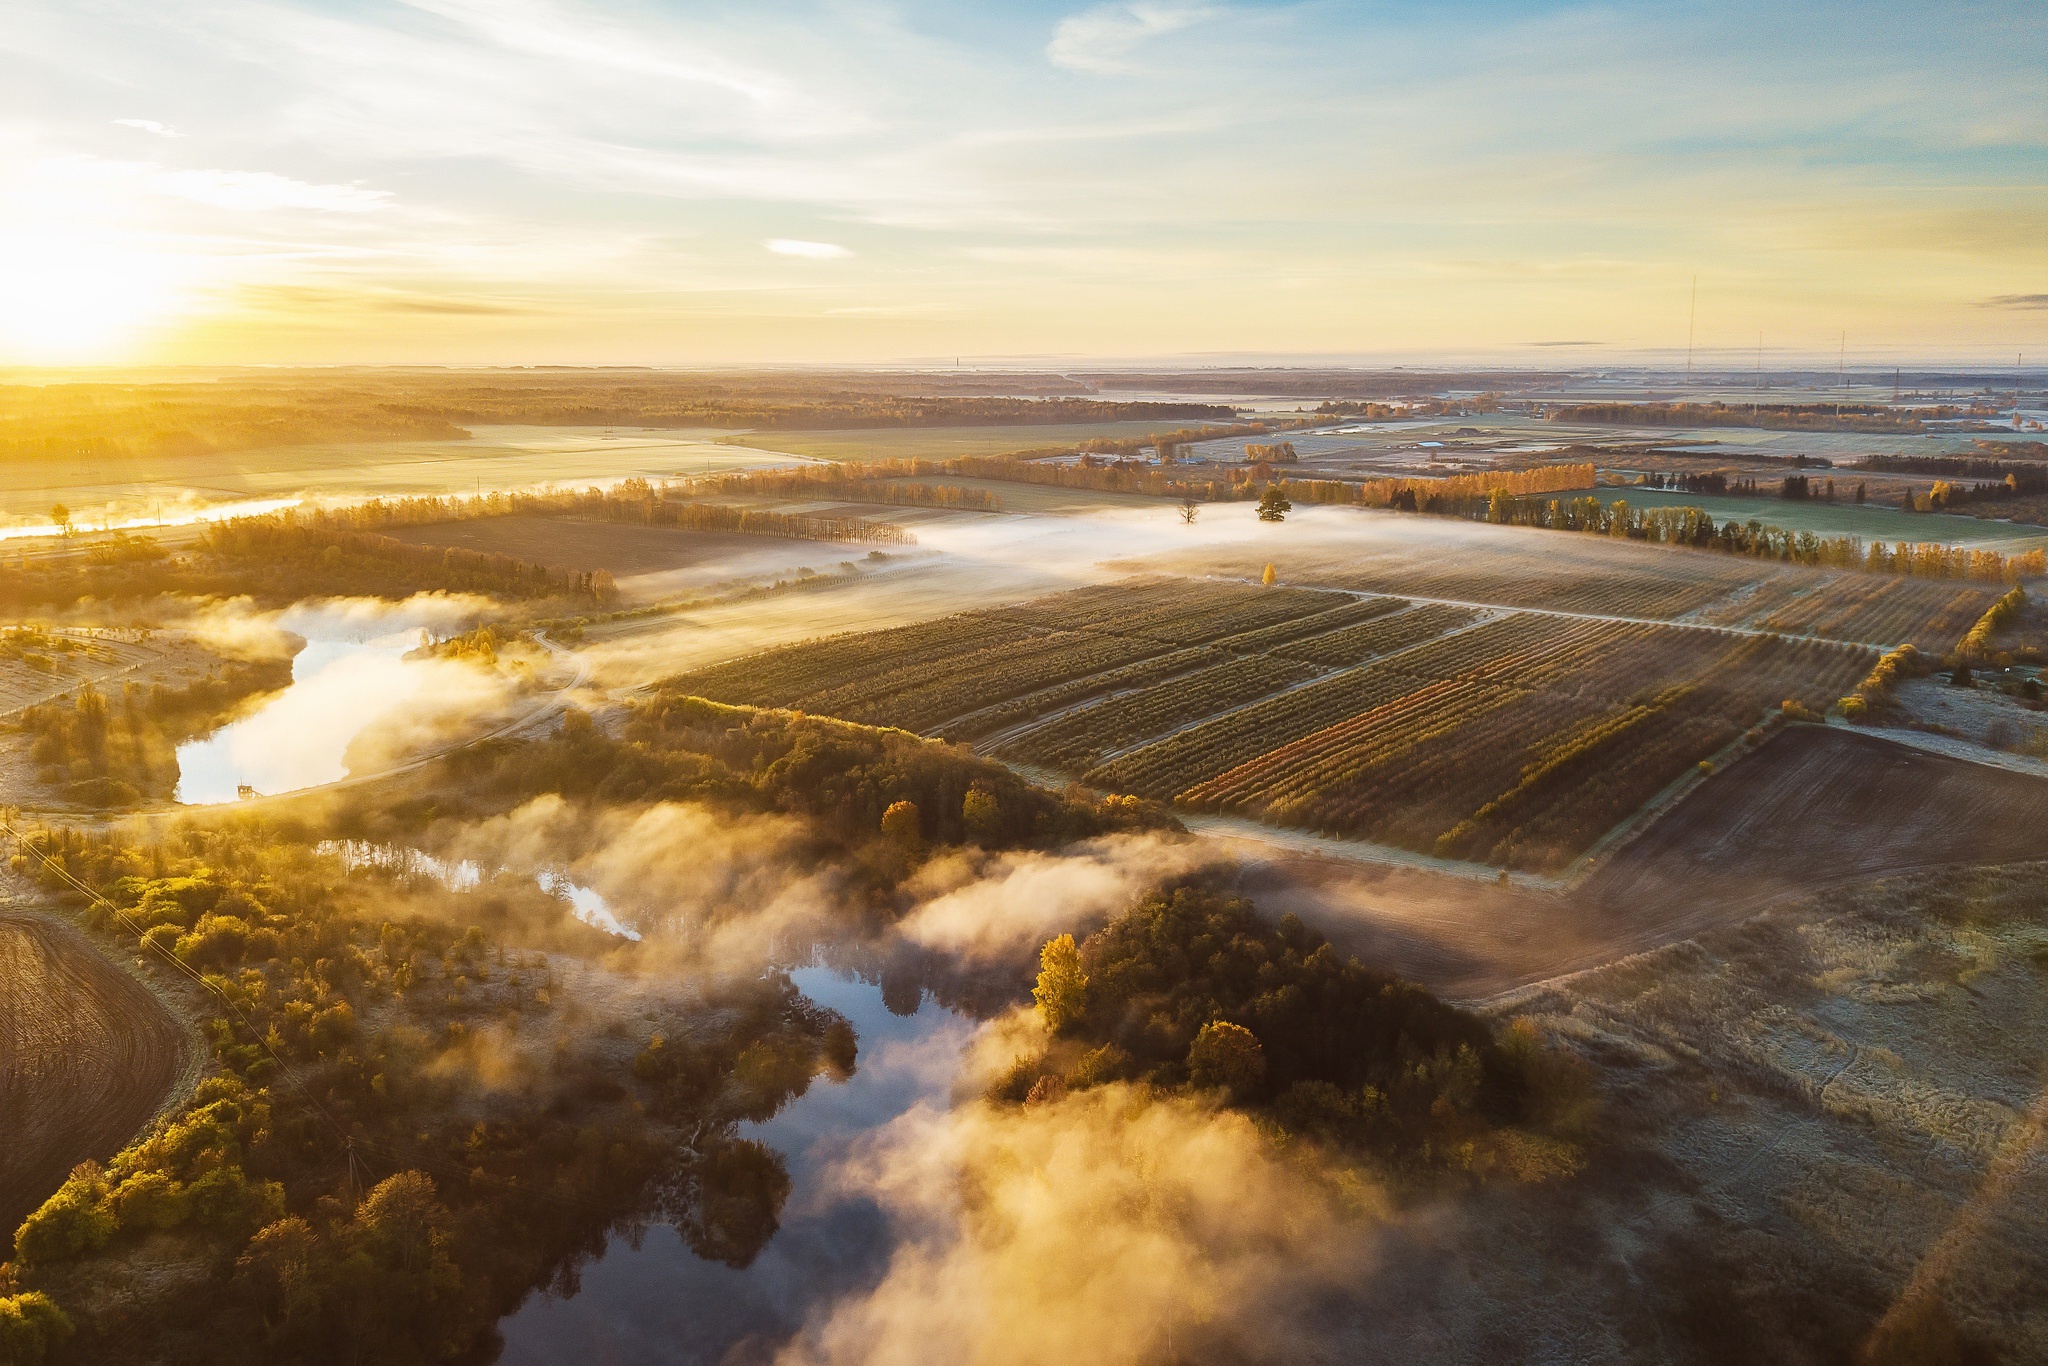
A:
[779,1076,1382,1366]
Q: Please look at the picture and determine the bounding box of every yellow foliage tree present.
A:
[1033,934,1087,1034]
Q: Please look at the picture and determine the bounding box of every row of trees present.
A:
[1466,492,2047,581]
[687,468,1000,510]
[1547,401,1960,434]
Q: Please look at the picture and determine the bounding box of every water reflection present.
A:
[497,967,975,1365]
[320,840,641,941]
[175,626,429,803]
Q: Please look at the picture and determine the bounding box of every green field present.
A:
[721,421,1182,464]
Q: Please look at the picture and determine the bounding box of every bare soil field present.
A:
[0,904,191,1251]
[1236,725,2048,1001]
[1582,725,2048,912]
[1319,863,2048,1364]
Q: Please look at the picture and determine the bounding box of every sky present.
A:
[0,0,2043,367]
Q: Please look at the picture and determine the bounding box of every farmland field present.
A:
[670,564,1886,871]
[0,909,191,1251]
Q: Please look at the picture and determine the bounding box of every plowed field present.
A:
[0,910,189,1251]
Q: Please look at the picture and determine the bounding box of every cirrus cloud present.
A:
[766,237,852,258]
[1047,2,1219,74]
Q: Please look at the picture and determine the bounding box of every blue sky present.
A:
[0,0,2042,364]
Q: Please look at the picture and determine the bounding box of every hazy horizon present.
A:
[3,0,2043,368]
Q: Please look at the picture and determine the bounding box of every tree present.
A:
[1257,484,1291,522]
[1178,496,1200,525]
[1187,1020,1266,1099]
[962,784,1001,842]
[1260,563,1277,586]
[880,798,921,850]
[48,504,70,536]
[1033,933,1087,1034]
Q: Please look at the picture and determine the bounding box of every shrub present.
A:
[110,1170,191,1232]
[0,1292,74,1365]
[12,1167,113,1265]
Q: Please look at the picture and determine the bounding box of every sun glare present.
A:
[0,232,190,360]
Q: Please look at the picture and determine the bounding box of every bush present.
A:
[12,1168,113,1265]
[0,1292,74,1365]
[110,1170,191,1232]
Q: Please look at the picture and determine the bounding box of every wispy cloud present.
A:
[150,168,390,213]
[1047,2,1218,74]
[1982,293,2048,310]
[766,238,851,259]
[113,118,184,138]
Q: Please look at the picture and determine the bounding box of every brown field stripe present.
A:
[1178,677,1476,807]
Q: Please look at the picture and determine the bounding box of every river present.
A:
[497,965,975,1364]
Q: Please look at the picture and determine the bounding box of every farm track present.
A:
[0,906,192,1251]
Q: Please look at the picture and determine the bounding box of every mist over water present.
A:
[498,967,974,1365]
[174,595,495,803]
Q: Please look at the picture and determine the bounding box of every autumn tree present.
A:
[1187,1020,1266,1099]
[1260,563,1277,586]
[1033,933,1087,1034]
[880,798,921,850]
[962,783,1002,843]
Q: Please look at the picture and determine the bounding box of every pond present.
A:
[174,606,458,804]
[496,966,976,1364]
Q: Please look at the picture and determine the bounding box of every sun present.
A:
[0,231,191,361]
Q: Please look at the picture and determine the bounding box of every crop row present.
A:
[1762,576,1998,652]
[1304,554,1759,621]
[1210,595,1405,652]
[669,613,1036,707]
[989,577,1228,633]
[1086,666,1426,797]
[1087,614,1619,798]
[991,577,1347,646]
[802,629,1173,732]
[1173,626,1872,869]
[931,647,1226,743]
[1274,603,1480,666]
[998,653,1323,771]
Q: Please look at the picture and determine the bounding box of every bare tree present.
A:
[1178,496,1200,525]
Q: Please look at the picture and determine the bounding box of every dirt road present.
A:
[0,907,191,1251]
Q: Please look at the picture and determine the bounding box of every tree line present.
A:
[1546,401,1963,434]
[0,375,1234,462]
[1457,491,2046,581]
